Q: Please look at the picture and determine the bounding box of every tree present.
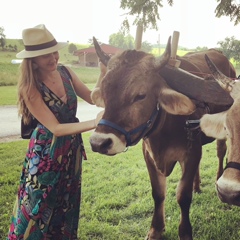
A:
[119,0,240,50]
[6,44,17,52]
[232,42,240,63]
[123,34,135,49]
[0,26,6,50]
[109,32,152,52]
[109,32,134,49]
[120,0,173,49]
[215,0,240,25]
[195,46,209,51]
[217,36,240,63]
[68,43,77,54]
[141,41,153,52]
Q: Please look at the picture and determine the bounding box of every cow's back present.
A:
[177,49,236,79]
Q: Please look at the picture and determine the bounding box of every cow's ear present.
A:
[159,87,195,115]
[91,88,105,108]
[200,112,227,139]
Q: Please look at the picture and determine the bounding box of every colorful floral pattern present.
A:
[7,65,86,240]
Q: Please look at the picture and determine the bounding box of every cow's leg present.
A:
[193,139,226,193]
[193,139,226,192]
[216,139,227,180]
[177,147,202,240]
[193,166,201,193]
[144,152,166,240]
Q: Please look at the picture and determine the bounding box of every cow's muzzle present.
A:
[216,162,240,206]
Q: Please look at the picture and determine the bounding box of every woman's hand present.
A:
[94,110,104,127]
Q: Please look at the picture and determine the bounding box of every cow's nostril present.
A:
[99,138,112,154]
[90,137,113,154]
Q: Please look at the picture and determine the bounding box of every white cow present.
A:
[200,55,240,206]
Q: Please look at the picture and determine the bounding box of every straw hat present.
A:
[16,24,68,58]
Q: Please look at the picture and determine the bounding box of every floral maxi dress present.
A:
[7,65,87,240]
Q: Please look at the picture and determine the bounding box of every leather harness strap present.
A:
[98,104,160,147]
[225,162,240,171]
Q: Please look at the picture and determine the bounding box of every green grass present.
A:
[0,62,19,86]
[0,84,96,106]
[0,86,18,105]
[0,136,240,239]
[69,66,100,84]
[0,52,100,87]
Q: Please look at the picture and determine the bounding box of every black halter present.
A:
[97,104,160,147]
[225,162,240,171]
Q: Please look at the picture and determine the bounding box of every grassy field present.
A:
[0,50,100,86]
[0,135,240,240]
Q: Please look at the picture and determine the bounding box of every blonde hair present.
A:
[17,58,41,124]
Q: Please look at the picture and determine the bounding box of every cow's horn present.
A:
[159,64,233,106]
[205,54,235,93]
[155,36,171,68]
[93,36,110,66]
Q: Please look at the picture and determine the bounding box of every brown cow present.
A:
[90,37,235,240]
[200,55,240,207]
[176,50,236,182]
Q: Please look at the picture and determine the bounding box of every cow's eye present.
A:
[133,94,146,102]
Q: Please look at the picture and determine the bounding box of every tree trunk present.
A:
[135,24,143,50]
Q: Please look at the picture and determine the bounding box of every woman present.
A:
[7,24,104,240]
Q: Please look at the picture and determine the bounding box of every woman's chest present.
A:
[44,77,67,103]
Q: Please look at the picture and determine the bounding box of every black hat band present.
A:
[25,39,57,51]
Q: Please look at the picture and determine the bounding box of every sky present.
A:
[2,0,240,49]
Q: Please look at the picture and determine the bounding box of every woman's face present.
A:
[33,51,59,71]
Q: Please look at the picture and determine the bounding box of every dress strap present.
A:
[58,65,72,81]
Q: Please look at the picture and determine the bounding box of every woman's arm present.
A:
[23,87,103,137]
[65,67,93,104]
[65,65,107,105]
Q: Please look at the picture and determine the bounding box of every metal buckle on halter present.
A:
[185,120,200,130]
[185,120,201,148]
